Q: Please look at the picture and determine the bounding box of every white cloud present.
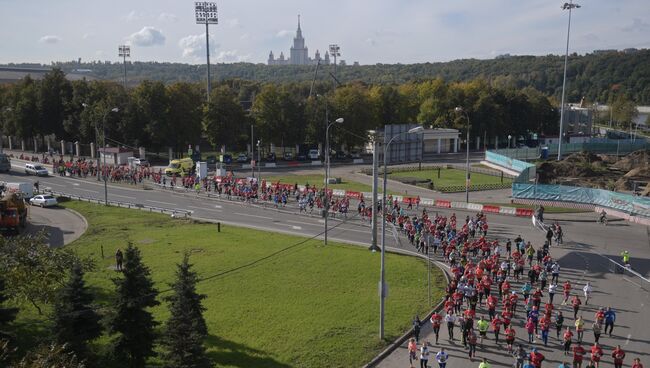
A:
[225,18,240,28]
[365,38,376,46]
[128,26,165,47]
[82,33,94,40]
[123,10,140,22]
[215,50,250,63]
[276,29,292,38]
[158,12,178,22]
[39,35,61,44]
[179,33,219,59]
[621,18,650,33]
[240,33,249,40]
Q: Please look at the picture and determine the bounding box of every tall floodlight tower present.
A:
[557,1,580,160]
[195,2,218,102]
[118,45,130,89]
[329,44,340,78]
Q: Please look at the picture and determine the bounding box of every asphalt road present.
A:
[24,205,87,247]
[1,163,649,368]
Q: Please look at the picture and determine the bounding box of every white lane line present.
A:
[188,205,222,213]
[45,182,65,187]
[623,277,644,289]
[214,204,222,209]
[291,225,302,230]
[234,212,273,220]
[73,183,80,186]
[625,334,632,345]
[286,219,317,225]
[77,188,99,193]
[111,194,137,199]
[147,199,177,206]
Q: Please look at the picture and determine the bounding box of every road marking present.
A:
[77,188,99,193]
[188,205,222,213]
[45,182,65,187]
[234,212,273,220]
[111,194,136,199]
[215,204,222,209]
[625,334,632,345]
[623,277,644,289]
[291,225,302,230]
[147,199,176,206]
[73,183,80,186]
[286,219,316,225]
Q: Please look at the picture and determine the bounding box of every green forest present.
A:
[4,49,650,104]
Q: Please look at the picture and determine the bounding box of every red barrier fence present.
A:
[346,191,363,200]
[435,200,451,208]
[515,208,534,217]
[482,205,501,214]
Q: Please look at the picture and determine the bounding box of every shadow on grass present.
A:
[205,334,292,368]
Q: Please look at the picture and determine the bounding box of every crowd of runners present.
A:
[391,207,641,368]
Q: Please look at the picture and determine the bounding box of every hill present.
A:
[3,49,649,103]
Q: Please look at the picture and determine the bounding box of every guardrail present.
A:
[361,164,515,179]
[47,190,193,218]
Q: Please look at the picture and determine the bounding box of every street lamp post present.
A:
[558,1,581,160]
[455,107,471,203]
[324,110,344,246]
[195,2,218,102]
[256,140,261,180]
[508,135,512,157]
[101,107,119,206]
[1,108,12,153]
[379,125,424,339]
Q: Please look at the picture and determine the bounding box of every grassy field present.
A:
[12,201,445,368]
[390,168,511,187]
[480,202,591,214]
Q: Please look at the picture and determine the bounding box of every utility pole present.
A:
[369,132,379,252]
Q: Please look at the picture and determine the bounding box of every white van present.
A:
[24,163,49,176]
[308,149,320,160]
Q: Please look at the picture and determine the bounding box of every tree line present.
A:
[5,49,650,104]
[1,69,563,153]
[0,234,210,368]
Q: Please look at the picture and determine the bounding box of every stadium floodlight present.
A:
[118,45,130,89]
[557,1,580,160]
[195,2,218,102]
[328,44,341,80]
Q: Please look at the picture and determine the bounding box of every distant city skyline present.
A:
[1,0,649,65]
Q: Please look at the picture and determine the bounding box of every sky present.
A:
[1,0,649,65]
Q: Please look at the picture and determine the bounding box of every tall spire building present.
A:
[268,15,329,66]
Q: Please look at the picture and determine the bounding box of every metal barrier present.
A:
[48,190,193,218]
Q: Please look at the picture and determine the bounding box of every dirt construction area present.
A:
[536,149,650,195]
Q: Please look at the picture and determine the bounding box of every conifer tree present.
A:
[52,263,102,359]
[162,253,210,368]
[108,243,159,368]
[0,276,18,339]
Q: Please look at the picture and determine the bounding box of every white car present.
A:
[308,149,320,160]
[25,163,49,176]
[29,194,58,207]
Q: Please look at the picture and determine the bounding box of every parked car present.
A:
[237,153,249,163]
[127,157,150,167]
[296,153,307,161]
[222,154,233,164]
[266,152,276,162]
[308,149,320,160]
[283,152,294,161]
[29,194,58,208]
[24,163,49,176]
[349,151,362,159]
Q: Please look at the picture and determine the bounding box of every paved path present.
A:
[24,205,88,247]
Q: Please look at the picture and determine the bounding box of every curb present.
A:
[362,258,450,368]
[63,208,89,244]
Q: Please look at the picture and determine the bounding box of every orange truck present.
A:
[0,193,27,234]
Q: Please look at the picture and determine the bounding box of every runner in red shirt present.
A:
[590,343,604,368]
[563,280,572,305]
[491,315,502,343]
[529,348,545,368]
[504,326,516,353]
[563,327,574,355]
[612,345,626,368]
[632,358,644,368]
[572,295,582,319]
[430,311,442,344]
[573,342,586,368]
